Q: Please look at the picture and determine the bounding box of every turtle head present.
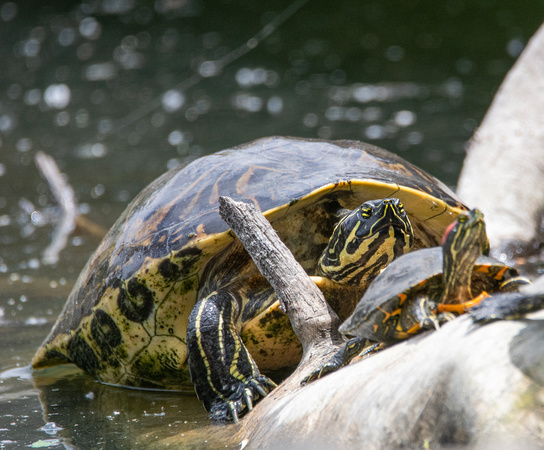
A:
[441,208,489,302]
[318,198,413,286]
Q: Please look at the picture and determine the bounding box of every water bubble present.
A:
[103,0,135,14]
[30,211,46,226]
[195,98,210,114]
[58,28,76,47]
[443,78,463,99]
[456,58,473,75]
[394,110,416,127]
[44,84,71,109]
[54,111,70,127]
[40,422,63,435]
[385,45,405,62]
[167,159,180,170]
[0,114,15,133]
[168,130,185,146]
[23,39,41,57]
[317,126,332,140]
[25,317,47,325]
[235,68,252,88]
[266,96,283,115]
[162,90,185,113]
[406,131,423,145]
[1,2,17,21]
[98,119,113,134]
[85,62,117,81]
[233,93,262,112]
[361,107,382,122]
[75,109,90,128]
[345,107,362,122]
[79,17,102,40]
[16,138,32,152]
[91,184,105,198]
[76,143,107,159]
[24,89,41,106]
[365,124,386,140]
[506,38,524,58]
[325,106,345,121]
[198,60,220,78]
[303,113,318,128]
[28,258,40,269]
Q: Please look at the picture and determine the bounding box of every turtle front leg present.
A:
[402,296,454,333]
[187,290,276,422]
[301,337,371,384]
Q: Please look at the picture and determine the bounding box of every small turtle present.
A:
[32,137,467,421]
[305,209,528,382]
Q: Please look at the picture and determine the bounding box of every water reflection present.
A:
[1,365,210,448]
[1,0,544,446]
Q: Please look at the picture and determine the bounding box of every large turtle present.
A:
[32,136,466,421]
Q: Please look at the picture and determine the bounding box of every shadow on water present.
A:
[2,0,544,447]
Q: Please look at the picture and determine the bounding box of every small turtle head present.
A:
[442,208,489,260]
[318,198,413,287]
[441,208,489,302]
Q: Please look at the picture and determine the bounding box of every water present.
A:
[1,0,543,447]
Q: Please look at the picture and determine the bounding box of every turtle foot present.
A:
[209,376,277,423]
[301,338,370,385]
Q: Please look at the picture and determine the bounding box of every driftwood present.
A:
[457,23,544,260]
[217,196,343,368]
[157,197,544,449]
[35,152,106,264]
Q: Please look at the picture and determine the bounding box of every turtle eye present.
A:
[360,206,372,219]
[458,214,467,223]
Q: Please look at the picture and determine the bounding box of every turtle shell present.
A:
[33,136,467,389]
[340,247,521,340]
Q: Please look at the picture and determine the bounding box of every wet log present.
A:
[457,23,544,260]
[157,197,544,449]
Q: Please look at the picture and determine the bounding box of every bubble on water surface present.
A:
[43,84,71,109]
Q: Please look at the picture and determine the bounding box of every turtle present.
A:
[304,208,529,382]
[32,136,467,422]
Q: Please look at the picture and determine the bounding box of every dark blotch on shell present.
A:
[158,259,181,281]
[118,278,155,322]
[91,309,122,358]
[68,333,101,377]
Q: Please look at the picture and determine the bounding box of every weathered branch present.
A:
[35,151,79,265]
[218,196,342,364]
[35,151,106,265]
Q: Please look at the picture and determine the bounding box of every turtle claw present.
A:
[229,404,239,424]
[209,375,276,422]
[302,337,369,385]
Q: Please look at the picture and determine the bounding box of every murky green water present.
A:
[1,0,543,447]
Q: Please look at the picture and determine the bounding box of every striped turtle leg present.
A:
[187,290,276,422]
